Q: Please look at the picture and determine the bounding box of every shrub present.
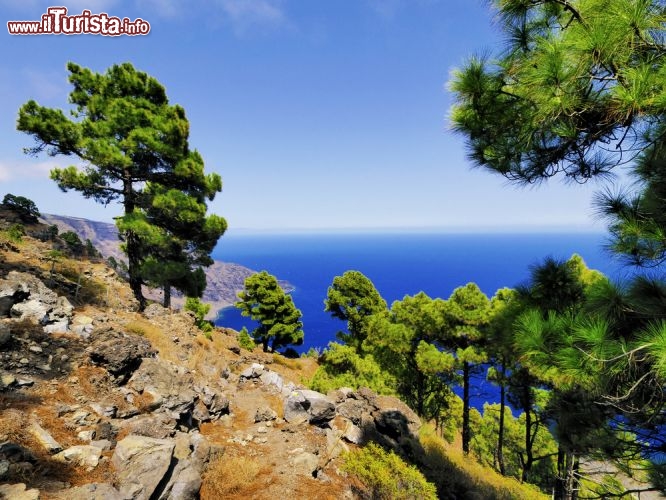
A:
[60,230,84,256]
[7,223,25,242]
[238,326,255,351]
[342,443,437,500]
[308,342,396,395]
[185,297,213,333]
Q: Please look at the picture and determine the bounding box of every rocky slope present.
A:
[0,218,423,499]
[39,214,292,317]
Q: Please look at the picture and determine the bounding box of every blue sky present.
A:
[1,0,612,232]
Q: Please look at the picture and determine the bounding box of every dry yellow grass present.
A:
[201,455,262,499]
[418,425,548,499]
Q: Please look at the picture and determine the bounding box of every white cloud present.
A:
[0,159,69,182]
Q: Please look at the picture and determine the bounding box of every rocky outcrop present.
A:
[40,214,294,317]
[0,272,74,333]
[111,435,176,499]
[111,432,211,500]
[87,328,156,384]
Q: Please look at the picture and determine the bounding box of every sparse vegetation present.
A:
[238,326,255,351]
[7,223,25,242]
[342,442,437,500]
[201,456,261,498]
[185,297,214,333]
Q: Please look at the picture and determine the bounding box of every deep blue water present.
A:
[212,231,625,408]
[213,232,624,347]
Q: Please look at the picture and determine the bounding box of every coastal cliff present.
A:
[39,214,291,316]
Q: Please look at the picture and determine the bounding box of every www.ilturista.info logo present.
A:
[7,6,150,36]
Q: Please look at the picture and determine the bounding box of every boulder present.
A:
[11,299,49,323]
[0,280,30,317]
[88,329,155,384]
[254,406,278,423]
[0,483,39,500]
[0,272,73,332]
[111,435,176,500]
[284,389,335,426]
[29,420,62,453]
[158,432,211,500]
[128,358,197,422]
[54,445,102,468]
[118,414,177,440]
[239,363,264,379]
[143,303,169,319]
[50,483,125,500]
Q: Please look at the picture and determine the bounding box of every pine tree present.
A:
[441,283,490,455]
[324,270,387,354]
[236,271,304,352]
[17,62,225,309]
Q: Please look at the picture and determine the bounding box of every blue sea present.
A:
[213,231,629,345]
[212,231,626,407]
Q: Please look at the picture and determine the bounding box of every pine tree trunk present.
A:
[521,384,533,483]
[123,174,146,311]
[554,447,566,499]
[497,363,506,475]
[462,361,471,454]
[163,285,171,308]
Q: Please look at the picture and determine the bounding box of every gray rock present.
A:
[0,459,8,479]
[259,370,285,390]
[239,362,264,379]
[0,279,29,317]
[128,358,197,422]
[119,414,176,439]
[254,406,278,423]
[89,402,117,418]
[200,386,229,418]
[90,439,113,451]
[159,432,210,500]
[0,322,10,346]
[284,389,335,426]
[16,377,34,387]
[283,390,310,424]
[112,435,176,500]
[50,482,125,500]
[143,303,169,319]
[29,420,63,453]
[0,483,40,500]
[54,445,102,468]
[290,451,320,477]
[11,299,49,323]
[88,329,155,383]
[44,319,70,334]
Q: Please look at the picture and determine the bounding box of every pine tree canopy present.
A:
[17,62,226,309]
[450,0,666,184]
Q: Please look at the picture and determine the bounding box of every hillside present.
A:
[0,209,555,499]
[39,214,292,317]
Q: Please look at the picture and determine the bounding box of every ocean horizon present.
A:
[212,231,628,350]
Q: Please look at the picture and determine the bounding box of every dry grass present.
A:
[201,455,264,499]
[418,425,548,500]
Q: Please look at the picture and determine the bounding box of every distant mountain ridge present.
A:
[40,213,287,317]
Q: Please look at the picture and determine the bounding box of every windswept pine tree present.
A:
[17,62,226,310]
[236,271,304,352]
[324,270,387,354]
